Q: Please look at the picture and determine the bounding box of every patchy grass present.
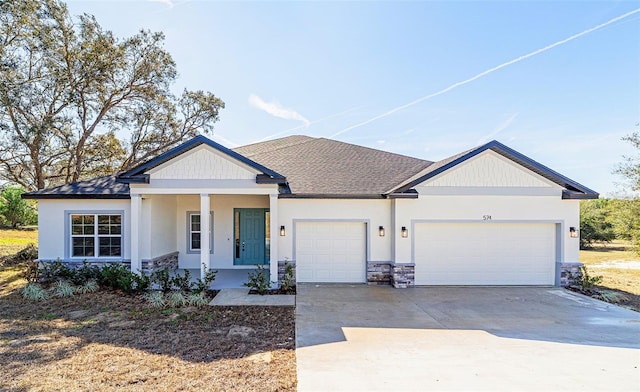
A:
[0,228,38,260]
[579,240,640,311]
[0,266,296,392]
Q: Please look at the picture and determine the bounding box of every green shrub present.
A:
[171,269,192,292]
[51,280,75,297]
[22,283,49,301]
[243,264,272,295]
[193,266,217,293]
[152,268,172,293]
[280,259,295,292]
[99,264,149,294]
[40,260,76,283]
[70,262,102,286]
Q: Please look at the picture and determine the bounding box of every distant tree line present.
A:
[580,198,640,252]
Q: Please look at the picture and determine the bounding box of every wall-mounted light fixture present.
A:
[280,225,286,236]
[401,226,408,238]
[569,227,578,238]
[378,226,385,237]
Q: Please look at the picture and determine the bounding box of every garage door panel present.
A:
[415,222,555,285]
[296,222,366,283]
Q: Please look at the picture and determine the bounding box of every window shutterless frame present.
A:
[69,213,123,259]
[187,211,213,254]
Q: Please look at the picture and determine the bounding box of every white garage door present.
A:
[414,222,556,285]
[296,222,366,283]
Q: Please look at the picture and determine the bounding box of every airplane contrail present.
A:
[330,8,640,138]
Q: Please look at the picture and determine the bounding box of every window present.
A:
[188,212,213,253]
[70,214,122,258]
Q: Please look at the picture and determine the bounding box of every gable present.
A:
[149,145,258,180]
[419,150,558,188]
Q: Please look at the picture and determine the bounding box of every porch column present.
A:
[200,193,210,278]
[130,194,142,273]
[269,194,279,286]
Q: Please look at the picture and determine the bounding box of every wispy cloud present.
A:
[147,0,174,9]
[254,105,364,142]
[478,113,518,144]
[330,8,640,138]
[249,94,310,127]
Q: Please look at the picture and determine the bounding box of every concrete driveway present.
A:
[296,284,640,391]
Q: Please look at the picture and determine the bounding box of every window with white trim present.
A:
[70,214,122,258]
[188,212,213,253]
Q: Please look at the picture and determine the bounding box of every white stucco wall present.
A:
[277,199,392,263]
[36,199,131,261]
[393,195,580,264]
[148,195,177,259]
[176,194,270,269]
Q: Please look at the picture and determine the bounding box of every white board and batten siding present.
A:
[150,145,257,180]
[295,221,367,283]
[414,222,556,285]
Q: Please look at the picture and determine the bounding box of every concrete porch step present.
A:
[209,288,295,307]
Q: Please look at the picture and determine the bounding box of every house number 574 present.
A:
[482,215,492,221]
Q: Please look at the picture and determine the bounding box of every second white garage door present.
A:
[414,222,556,285]
[295,222,366,283]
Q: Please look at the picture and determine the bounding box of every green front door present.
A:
[234,208,268,265]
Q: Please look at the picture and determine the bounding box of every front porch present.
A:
[179,268,266,290]
[130,192,282,287]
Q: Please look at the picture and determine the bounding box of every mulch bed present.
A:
[567,285,640,313]
[0,286,296,391]
[249,287,297,295]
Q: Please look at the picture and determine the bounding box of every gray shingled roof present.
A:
[234,136,433,197]
[22,175,130,199]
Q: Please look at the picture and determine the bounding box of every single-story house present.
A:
[23,135,597,288]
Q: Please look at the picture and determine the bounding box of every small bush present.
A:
[51,280,75,298]
[152,268,172,293]
[187,292,209,307]
[193,266,217,293]
[280,259,295,292]
[22,283,49,301]
[75,280,99,294]
[70,262,102,286]
[171,269,192,292]
[167,291,187,307]
[99,264,149,294]
[40,260,76,283]
[145,291,166,308]
[576,265,603,292]
[243,264,272,295]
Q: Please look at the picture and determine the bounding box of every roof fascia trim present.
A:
[22,193,131,200]
[391,140,598,198]
[278,193,385,199]
[118,135,286,181]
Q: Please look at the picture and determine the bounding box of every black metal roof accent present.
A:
[22,175,131,200]
[387,190,419,199]
[391,140,599,199]
[117,135,286,184]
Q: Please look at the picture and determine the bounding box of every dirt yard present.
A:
[0,266,296,392]
[580,240,640,312]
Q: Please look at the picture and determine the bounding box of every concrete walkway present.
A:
[209,288,295,306]
[296,284,640,391]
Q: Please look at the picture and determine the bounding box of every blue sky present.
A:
[66,1,639,196]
